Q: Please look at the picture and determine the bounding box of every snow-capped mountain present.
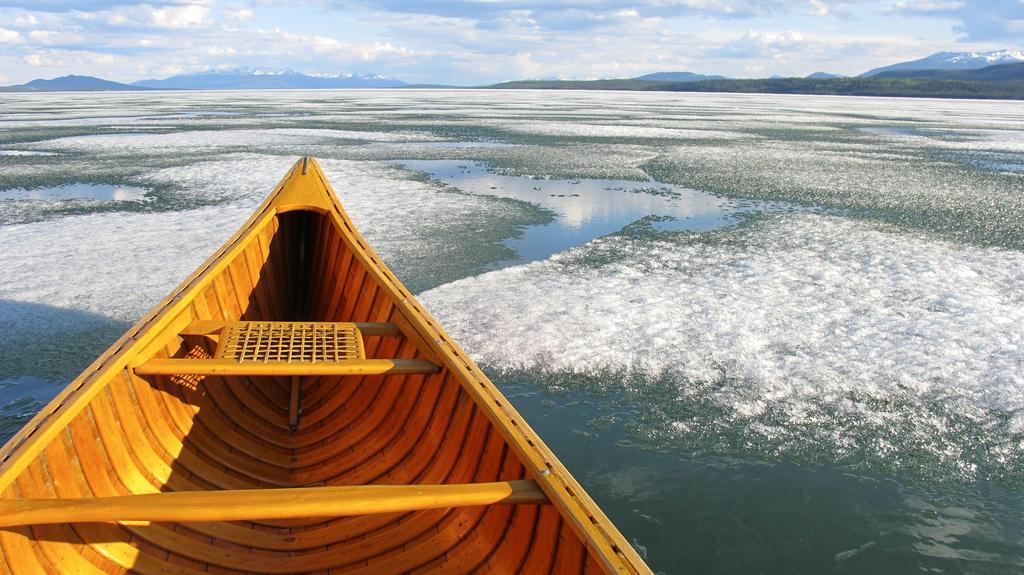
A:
[862,50,1024,77]
[633,71,727,82]
[132,68,407,90]
[306,72,396,80]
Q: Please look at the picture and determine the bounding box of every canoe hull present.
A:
[0,158,651,574]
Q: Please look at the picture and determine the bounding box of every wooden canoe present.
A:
[0,157,653,574]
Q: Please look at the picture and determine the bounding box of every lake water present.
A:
[394,159,818,266]
[0,182,149,201]
[1,90,1023,574]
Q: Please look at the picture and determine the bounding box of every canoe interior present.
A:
[0,159,649,574]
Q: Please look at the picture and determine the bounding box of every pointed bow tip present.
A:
[298,156,318,175]
[295,156,319,176]
[272,156,336,213]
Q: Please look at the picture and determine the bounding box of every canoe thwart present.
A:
[215,321,366,363]
[134,358,440,377]
[181,320,404,339]
[134,320,433,376]
[0,480,548,527]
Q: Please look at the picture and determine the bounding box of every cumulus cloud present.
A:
[263,29,423,61]
[147,4,211,28]
[710,30,806,58]
[324,0,827,29]
[0,27,25,43]
[27,29,88,45]
[0,0,206,10]
[222,6,255,20]
[13,13,38,27]
[806,0,830,15]
[21,48,116,66]
[887,0,966,13]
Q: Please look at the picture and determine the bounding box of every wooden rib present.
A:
[122,373,297,487]
[13,466,107,575]
[134,358,440,376]
[295,330,406,433]
[337,421,510,574]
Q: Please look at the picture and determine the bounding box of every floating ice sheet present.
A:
[33,128,440,155]
[644,136,1024,248]
[0,154,544,329]
[421,214,1024,479]
[0,150,58,157]
[493,120,747,141]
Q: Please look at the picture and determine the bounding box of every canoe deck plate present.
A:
[215,322,366,363]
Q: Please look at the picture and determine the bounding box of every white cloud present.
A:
[887,0,965,13]
[205,45,239,55]
[27,30,88,45]
[266,29,421,61]
[21,49,116,67]
[807,0,830,16]
[147,5,211,28]
[222,7,255,21]
[0,27,25,44]
[711,30,806,58]
[141,63,185,76]
[70,4,213,30]
[13,13,38,27]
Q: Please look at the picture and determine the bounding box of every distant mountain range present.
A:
[806,71,846,79]
[0,68,406,92]
[633,72,726,82]
[1,50,1022,99]
[0,74,145,92]
[862,50,1024,77]
[131,68,406,90]
[492,55,1024,100]
[873,61,1024,82]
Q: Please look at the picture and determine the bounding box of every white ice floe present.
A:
[422,213,1024,394]
[0,204,251,322]
[421,214,1024,475]
[0,150,58,157]
[494,120,747,140]
[32,128,439,154]
[0,155,522,322]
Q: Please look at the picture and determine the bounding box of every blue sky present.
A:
[0,0,1021,84]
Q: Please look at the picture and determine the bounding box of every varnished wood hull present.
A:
[0,158,651,574]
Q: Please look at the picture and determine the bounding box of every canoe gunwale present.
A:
[306,162,648,574]
[0,157,651,575]
[0,171,287,489]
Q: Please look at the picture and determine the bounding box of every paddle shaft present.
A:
[0,480,547,527]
